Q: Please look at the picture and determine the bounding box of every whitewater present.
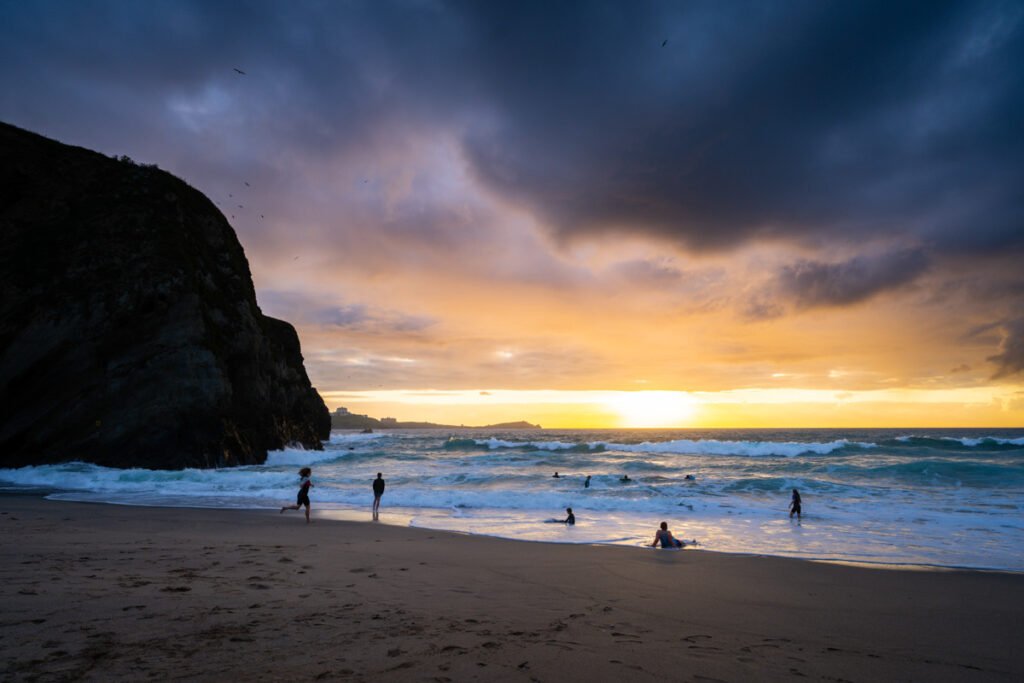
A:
[3,428,1023,571]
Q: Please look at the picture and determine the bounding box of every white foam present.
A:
[956,436,1024,447]
[328,431,388,444]
[476,438,585,451]
[265,447,347,467]
[474,437,869,457]
[604,438,869,457]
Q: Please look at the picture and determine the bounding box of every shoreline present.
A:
[32,491,1024,574]
[3,496,1024,681]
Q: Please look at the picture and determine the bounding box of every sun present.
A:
[606,391,698,428]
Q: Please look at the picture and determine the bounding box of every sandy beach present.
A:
[1,497,1022,682]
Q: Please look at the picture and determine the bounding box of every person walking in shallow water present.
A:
[789,488,802,520]
[281,467,313,523]
[372,472,386,520]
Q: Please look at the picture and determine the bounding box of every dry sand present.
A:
[1,497,1022,682]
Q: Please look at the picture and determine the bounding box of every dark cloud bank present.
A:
[3,0,1020,252]
[2,0,1022,375]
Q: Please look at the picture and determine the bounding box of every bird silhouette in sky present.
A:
[244,181,250,187]
[233,68,246,75]
[661,39,668,47]
[238,204,243,208]
[260,214,264,219]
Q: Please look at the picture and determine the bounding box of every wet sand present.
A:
[1,497,1022,682]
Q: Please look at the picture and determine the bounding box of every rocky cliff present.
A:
[0,122,330,469]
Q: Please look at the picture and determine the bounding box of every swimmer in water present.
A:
[562,507,575,525]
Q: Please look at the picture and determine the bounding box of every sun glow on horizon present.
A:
[605,391,698,428]
[320,385,1024,429]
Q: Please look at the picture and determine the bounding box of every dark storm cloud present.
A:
[2,0,1020,259]
[988,317,1024,378]
[776,249,930,309]
[457,1,1024,254]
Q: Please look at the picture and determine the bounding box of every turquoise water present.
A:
[2,428,1023,570]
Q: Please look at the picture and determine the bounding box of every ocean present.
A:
[2,428,1023,571]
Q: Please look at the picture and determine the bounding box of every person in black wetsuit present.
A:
[372,472,386,519]
[561,507,575,525]
[789,488,802,520]
[280,467,313,523]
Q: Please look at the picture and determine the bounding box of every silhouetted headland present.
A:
[0,122,330,469]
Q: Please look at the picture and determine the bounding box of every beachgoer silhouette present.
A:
[372,473,386,519]
[562,507,575,525]
[684,474,695,481]
[553,472,560,478]
[620,475,631,482]
[789,489,802,520]
[584,475,591,488]
[651,521,684,548]
[280,467,313,523]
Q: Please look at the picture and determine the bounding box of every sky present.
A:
[2,0,1023,428]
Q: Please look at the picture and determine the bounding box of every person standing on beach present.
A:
[281,467,313,523]
[789,488,802,520]
[372,472,386,519]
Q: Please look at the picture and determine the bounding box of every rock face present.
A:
[0,122,330,469]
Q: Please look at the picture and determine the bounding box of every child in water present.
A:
[281,467,313,523]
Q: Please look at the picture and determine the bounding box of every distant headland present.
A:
[331,407,540,431]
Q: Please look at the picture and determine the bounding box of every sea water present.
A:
[2,428,1023,571]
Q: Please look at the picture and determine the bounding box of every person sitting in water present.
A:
[553,472,560,478]
[620,475,631,482]
[651,521,684,549]
[684,474,695,481]
[561,507,575,525]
